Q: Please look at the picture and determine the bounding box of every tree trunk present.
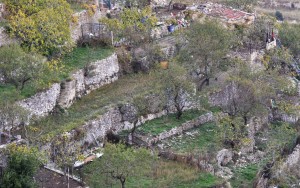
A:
[243,116,248,125]
[204,57,210,86]
[20,77,31,91]
[168,0,173,11]
[176,110,182,119]
[198,77,209,91]
[120,178,126,188]
[174,91,183,119]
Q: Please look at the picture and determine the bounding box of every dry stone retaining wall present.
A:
[43,106,169,151]
[84,53,119,92]
[19,84,61,117]
[18,53,119,118]
[281,144,300,171]
[134,112,214,146]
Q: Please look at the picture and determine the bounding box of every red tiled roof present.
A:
[208,5,250,21]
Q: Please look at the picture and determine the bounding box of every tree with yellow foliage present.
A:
[4,0,73,58]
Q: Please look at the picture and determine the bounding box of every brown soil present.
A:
[34,168,83,188]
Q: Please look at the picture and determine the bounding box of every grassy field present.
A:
[137,110,207,136]
[84,158,223,188]
[230,164,259,188]
[160,122,222,154]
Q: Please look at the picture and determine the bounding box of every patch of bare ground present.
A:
[34,168,83,188]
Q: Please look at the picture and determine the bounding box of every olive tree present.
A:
[180,20,232,91]
[86,143,154,188]
[159,63,195,119]
[0,44,44,91]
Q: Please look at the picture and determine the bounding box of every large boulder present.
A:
[173,3,187,10]
[119,104,138,123]
[217,149,233,166]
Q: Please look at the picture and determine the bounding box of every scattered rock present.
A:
[173,3,187,10]
[215,166,233,180]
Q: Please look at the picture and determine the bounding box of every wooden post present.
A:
[81,25,84,39]
[111,31,114,46]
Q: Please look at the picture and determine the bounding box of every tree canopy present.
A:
[4,0,73,58]
[0,144,41,188]
[100,6,157,46]
[179,20,232,90]
[279,23,300,58]
[0,44,44,91]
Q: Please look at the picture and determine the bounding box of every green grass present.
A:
[256,122,297,153]
[137,110,206,136]
[0,20,8,27]
[161,122,222,154]
[59,46,114,79]
[84,158,223,188]
[230,164,259,188]
[126,173,222,188]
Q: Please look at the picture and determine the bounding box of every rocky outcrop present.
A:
[217,149,233,167]
[82,108,124,144]
[0,27,17,47]
[57,79,76,108]
[18,53,119,117]
[209,83,235,107]
[279,144,300,179]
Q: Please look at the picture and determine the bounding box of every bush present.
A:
[4,0,73,58]
[275,11,284,21]
[0,44,44,91]
[0,145,41,188]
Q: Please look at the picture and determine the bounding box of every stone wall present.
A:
[209,83,236,107]
[0,3,5,20]
[45,105,170,150]
[19,84,61,117]
[134,112,214,146]
[84,53,119,92]
[280,113,299,123]
[19,53,119,117]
